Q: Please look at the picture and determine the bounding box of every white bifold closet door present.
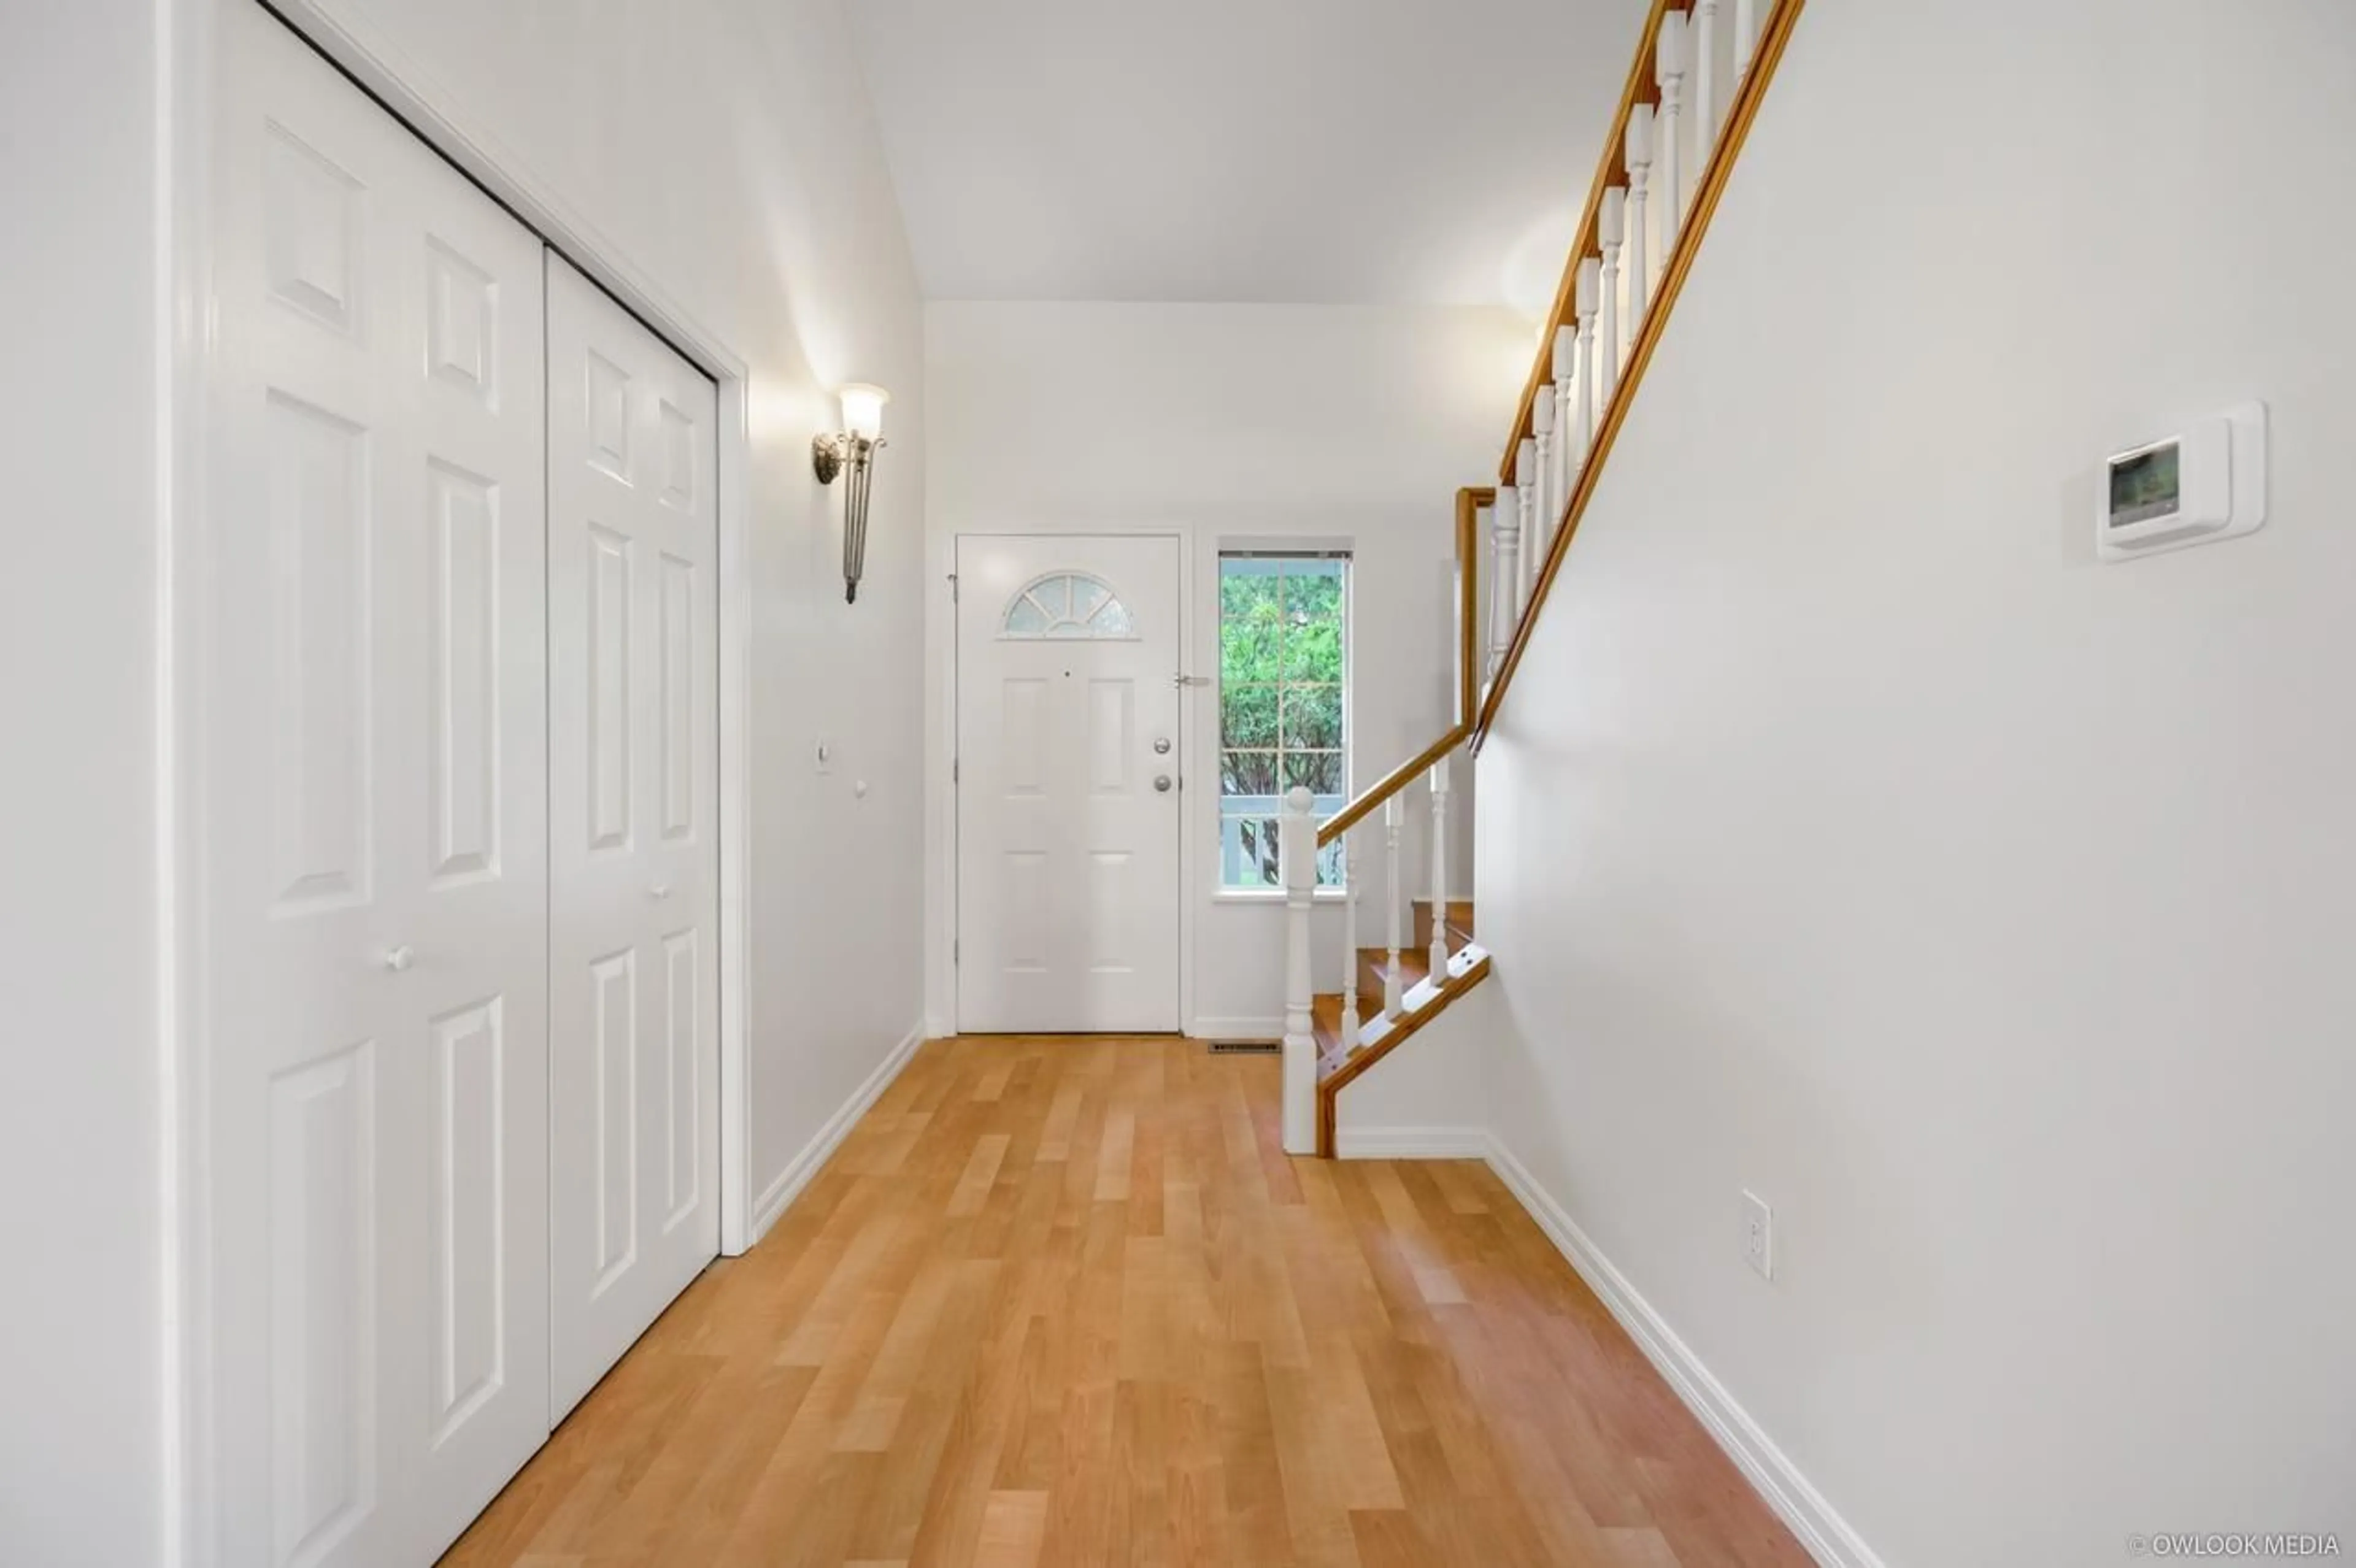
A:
[544,255,722,1421]
[202,2,552,1564]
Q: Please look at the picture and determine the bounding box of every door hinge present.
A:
[948,572,959,604]
[953,938,960,964]
[952,758,960,785]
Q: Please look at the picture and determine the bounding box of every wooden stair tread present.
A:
[1304,904,1484,1153]
[1311,944,1446,1064]
[1314,943,1493,1156]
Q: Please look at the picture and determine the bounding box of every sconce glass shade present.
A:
[839,383,890,441]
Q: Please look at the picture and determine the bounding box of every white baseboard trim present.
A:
[745,1021,926,1248]
[1334,1125,1490,1159]
[1191,1014,1283,1042]
[1483,1136,1884,1568]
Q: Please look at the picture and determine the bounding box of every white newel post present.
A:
[1735,0,1760,83]
[1340,837,1361,1043]
[1624,104,1655,332]
[1574,258,1601,455]
[1656,10,1687,258]
[1488,484,1520,677]
[1598,188,1625,412]
[1280,785,1317,1155]
[1693,0,1722,155]
[1530,393,1556,583]
[1427,759,1451,978]
[1382,795,1405,1015]
[1516,438,1539,602]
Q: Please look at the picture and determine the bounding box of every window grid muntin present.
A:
[999,571,1136,640]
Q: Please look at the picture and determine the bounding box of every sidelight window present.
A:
[1217,553,1349,890]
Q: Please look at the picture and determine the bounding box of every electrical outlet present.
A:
[1741,1191,1774,1281]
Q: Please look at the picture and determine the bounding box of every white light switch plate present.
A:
[1741,1190,1774,1281]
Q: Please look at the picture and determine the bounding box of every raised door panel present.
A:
[425,239,498,407]
[658,553,696,844]
[263,120,363,337]
[588,948,640,1292]
[264,391,374,915]
[1086,678,1136,797]
[427,461,499,887]
[427,999,505,1445]
[660,929,702,1231]
[586,524,635,854]
[268,1044,377,1568]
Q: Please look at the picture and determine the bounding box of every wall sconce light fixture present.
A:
[812,383,890,602]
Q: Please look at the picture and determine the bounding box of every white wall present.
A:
[306,0,930,1224]
[0,5,168,1563]
[1476,1,2356,1563]
[926,302,1528,1035]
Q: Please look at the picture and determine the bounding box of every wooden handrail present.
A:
[1317,727,1464,848]
[1495,0,1679,480]
[1476,0,1806,747]
[1315,485,1492,850]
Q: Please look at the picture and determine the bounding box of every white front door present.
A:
[202,2,552,1561]
[957,536,1184,1033]
[545,254,722,1420]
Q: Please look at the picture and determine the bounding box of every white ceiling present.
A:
[842,0,1645,309]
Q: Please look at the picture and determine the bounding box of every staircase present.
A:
[1270,489,1496,1158]
[1310,900,1489,1156]
[1271,0,1802,1158]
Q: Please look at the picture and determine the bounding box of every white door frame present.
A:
[162,7,756,1562]
[941,529,1198,1040]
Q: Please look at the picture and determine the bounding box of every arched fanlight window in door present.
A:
[999,572,1137,639]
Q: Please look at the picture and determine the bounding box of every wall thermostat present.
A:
[2096,402,2267,562]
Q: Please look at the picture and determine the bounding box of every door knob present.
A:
[1153,737,1172,755]
[1153,774,1172,793]
[650,882,673,901]
[382,944,415,974]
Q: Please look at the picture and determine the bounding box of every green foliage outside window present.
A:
[1218,556,1347,888]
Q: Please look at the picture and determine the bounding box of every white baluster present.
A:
[1693,0,1722,166]
[1530,392,1556,580]
[1280,785,1316,1155]
[1574,258,1601,456]
[1383,795,1404,1015]
[1597,189,1625,411]
[1735,0,1760,83]
[1488,484,1520,677]
[1427,759,1451,979]
[1624,104,1655,331]
[1550,324,1578,520]
[1655,10,1688,258]
[1516,438,1539,603]
[1340,834,1361,1043]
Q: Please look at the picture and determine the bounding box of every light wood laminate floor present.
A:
[444,1036,1809,1567]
